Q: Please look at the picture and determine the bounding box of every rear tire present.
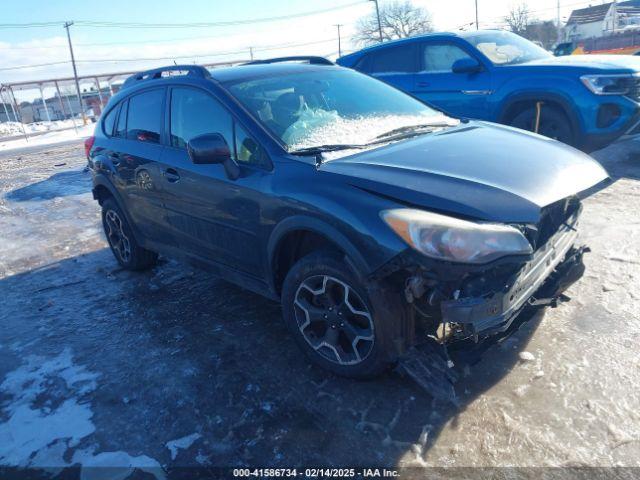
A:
[281,250,397,378]
[101,198,158,271]
[510,105,575,147]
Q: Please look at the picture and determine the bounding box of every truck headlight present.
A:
[581,74,638,96]
[382,209,533,264]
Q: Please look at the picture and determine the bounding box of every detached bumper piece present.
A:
[441,219,586,338]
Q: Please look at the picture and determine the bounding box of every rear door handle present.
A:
[163,168,180,183]
[417,81,430,88]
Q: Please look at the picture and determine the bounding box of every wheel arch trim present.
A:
[266,215,371,294]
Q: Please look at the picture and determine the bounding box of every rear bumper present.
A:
[441,216,585,337]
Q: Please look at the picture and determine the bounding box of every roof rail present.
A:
[243,56,334,66]
[122,65,211,89]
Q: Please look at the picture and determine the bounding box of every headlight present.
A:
[580,74,638,96]
[382,209,533,264]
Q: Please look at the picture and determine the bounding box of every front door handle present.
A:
[417,81,430,88]
[163,168,180,183]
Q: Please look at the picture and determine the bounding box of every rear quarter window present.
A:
[101,105,118,137]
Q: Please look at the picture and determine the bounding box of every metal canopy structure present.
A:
[0,59,246,140]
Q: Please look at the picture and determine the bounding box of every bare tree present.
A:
[354,1,433,46]
[525,20,559,50]
[505,3,531,37]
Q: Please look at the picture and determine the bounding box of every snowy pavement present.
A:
[0,139,639,477]
[0,122,95,153]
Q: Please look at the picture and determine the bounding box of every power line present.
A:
[0,38,337,71]
[72,2,364,29]
[0,60,70,71]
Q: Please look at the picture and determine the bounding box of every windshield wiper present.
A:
[373,122,454,141]
[288,144,368,156]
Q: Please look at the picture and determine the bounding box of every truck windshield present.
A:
[226,69,455,152]
[464,31,551,66]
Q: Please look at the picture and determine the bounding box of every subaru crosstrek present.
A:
[86,62,608,378]
[337,30,640,152]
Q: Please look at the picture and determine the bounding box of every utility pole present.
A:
[369,0,383,42]
[475,0,479,30]
[612,0,617,33]
[249,46,254,61]
[334,24,343,57]
[557,0,562,42]
[64,21,87,126]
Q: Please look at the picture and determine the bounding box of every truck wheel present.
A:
[101,198,158,271]
[510,105,575,147]
[281,251,395,378]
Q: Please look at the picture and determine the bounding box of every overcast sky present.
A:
[0,0,601,99]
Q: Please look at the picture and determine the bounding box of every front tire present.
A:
[101,198,158,271]
[281,251,396,378]
[510,105,575,147]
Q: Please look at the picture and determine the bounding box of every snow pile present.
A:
[0,123,95,152]
[0,120,86,138]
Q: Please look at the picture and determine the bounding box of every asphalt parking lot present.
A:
[1,138,639,477]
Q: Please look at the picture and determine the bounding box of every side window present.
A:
[115,100,128,138]
[422,44,473,73]
[235,123,269,168]
[126,89,163,143]
[102,105,118,137]
[170,87,233,149]
[369,45,417,74]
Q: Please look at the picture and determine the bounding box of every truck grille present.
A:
[627,76,640,103]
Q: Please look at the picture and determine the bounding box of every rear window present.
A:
[369,45,417,74]
[126,89,164,143]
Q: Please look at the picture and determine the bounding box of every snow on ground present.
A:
[0,120,85,137]
[0,138,638,475]
[0,122,95,152]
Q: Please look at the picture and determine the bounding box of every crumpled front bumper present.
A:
[440,216,586,337]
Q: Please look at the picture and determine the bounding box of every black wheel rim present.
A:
[105,209,131,263]
[293,275,374,366]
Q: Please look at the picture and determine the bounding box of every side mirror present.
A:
[187,133,240,180]
[452,57,482,74]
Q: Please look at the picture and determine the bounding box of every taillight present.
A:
[84,136,95,159]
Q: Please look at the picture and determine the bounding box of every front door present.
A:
[158,86,270,277]
[413,41,493,119]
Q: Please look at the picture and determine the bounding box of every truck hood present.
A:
[319,122,609,223]
[518,55,640,73]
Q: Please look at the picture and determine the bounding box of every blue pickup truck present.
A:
[337,30,640,152]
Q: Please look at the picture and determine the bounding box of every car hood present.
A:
[319,122,609,223]
[518,55,640,73]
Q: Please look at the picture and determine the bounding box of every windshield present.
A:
[226,69,455,152]
[464,31,551,66]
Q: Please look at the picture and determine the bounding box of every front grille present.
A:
[627,76,640,103]
[530,197,581,250]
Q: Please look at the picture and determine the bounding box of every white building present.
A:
[565,1,640,41]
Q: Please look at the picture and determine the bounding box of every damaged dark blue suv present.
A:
[87,61,608,379]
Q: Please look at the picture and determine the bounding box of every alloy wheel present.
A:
[293,275,374,366]
[105,209,131,263]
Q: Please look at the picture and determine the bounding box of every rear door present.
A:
[158,86,271,277]
[104,88,173,244]
[357,43,418,93]
[414,40,493,119]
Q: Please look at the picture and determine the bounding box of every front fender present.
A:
[266,215,372,292]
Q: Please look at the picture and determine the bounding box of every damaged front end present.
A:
[378,197,589,352]
[375,198,590,402]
